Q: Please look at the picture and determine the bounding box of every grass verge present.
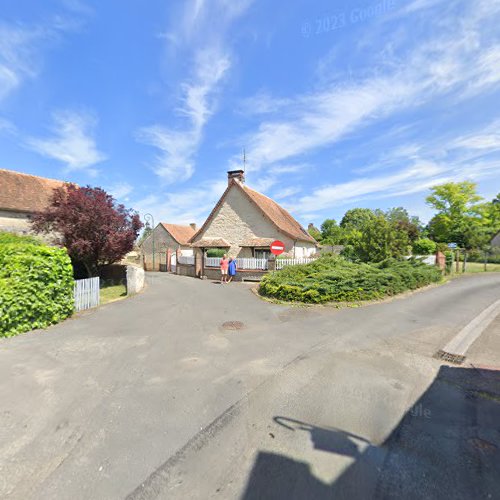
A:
[100,284,127,305]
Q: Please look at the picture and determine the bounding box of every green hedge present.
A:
[259,255,442,304]
[206,248,226,257]
[0,239,74,337]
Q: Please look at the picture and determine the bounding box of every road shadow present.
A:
[242,365,500,500]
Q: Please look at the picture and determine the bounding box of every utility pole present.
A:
[144,213,155,271]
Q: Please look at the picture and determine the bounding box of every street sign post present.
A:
[270,240,285,256]
[448,243,458,249]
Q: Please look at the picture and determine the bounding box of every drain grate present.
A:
[435,350,465,365]
[221,321,245,331]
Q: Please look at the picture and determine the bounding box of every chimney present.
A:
[308,223,315,230]
[227,169,245,186]
[190,223,197,231]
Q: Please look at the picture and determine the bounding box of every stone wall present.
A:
[0,210,56,244]
[177,263,197,277]
[197,185,296,257]
[202,266,266,282]
[141,224,193,271]
[0,210,31,234]
[126,265,145,294]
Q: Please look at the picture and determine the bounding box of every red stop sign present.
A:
[270,240,285,255]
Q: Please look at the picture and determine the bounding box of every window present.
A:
[254,249,270,259]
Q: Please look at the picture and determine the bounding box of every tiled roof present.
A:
[160,223,196,245]
[189,180,317,245]
[0,169,66,213]
[240,237,275,247]
[191,238,230,248]
[241,185,317,243]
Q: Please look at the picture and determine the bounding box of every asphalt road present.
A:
[1,273,499,499]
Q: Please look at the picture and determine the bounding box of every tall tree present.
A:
[320,219,343,244]
[354,215,410,262]
[383,207,422,242]
[31,184,143,277]
[340,208,375,230]
[426,181,483,247]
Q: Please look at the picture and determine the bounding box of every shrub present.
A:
[0,236,74,337]
[412,238,437,255]
[467,250,500,264]
[0,232,42,246]
[259,255,442,304]
[206,248,226,257]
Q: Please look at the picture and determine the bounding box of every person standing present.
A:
[220,254,229,284]
[227,257,237,283]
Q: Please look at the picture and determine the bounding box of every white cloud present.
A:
[0,23,46,101]
[108,182,133,201]
[238,91,292,116]
[138,0,253,183]
[0,117,16,134]
[137,50,230,184]
[133,180,227,225]
[237,1,500,176]
[272,186,301,199]
[0,8,88,103]
[26,110,106,174]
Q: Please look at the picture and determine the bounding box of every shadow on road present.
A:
[242,365,500,500]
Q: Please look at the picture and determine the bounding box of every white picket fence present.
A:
[178,255,195,265]
[236,257,268,270]
[205,256,223,268]
[276,257,316,269]
[203,256,317,270]
[74,277,100,312]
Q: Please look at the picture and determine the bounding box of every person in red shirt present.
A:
[220,254,229,284]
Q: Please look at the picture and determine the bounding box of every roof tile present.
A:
[0,169,66,213]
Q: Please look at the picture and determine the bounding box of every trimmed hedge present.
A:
[0,237,74,337]
[259,255,442,304]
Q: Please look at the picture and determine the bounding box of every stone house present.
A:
[491,231,500,249]
[141,223,196,271]
[0,169,66,235]
[189,170,317,263]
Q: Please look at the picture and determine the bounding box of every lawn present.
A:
[462,262,500,273]
[100,284,127,304]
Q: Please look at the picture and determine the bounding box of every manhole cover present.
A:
[221,321,245,331]
[468,437,497,453]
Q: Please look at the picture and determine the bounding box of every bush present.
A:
[0,232,42,246]
[467,250,500,264]
[412,238,436,255]
[0,235,74,337]
[206,248,226,257]
[259,255,442,304]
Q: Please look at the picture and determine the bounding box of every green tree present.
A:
[138,224,153,245]
[412,238,437,255]
[382,207,422,242]
[320,219,343,244]
[340,208,375,230]
[307,224,322,242]
[354,215,410,262]
[426,181,484,247]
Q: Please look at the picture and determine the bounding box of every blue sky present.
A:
[1,0,500,227]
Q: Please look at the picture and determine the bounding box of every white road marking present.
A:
[440,298,500,357]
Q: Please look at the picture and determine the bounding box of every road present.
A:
[1,273,499,499]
